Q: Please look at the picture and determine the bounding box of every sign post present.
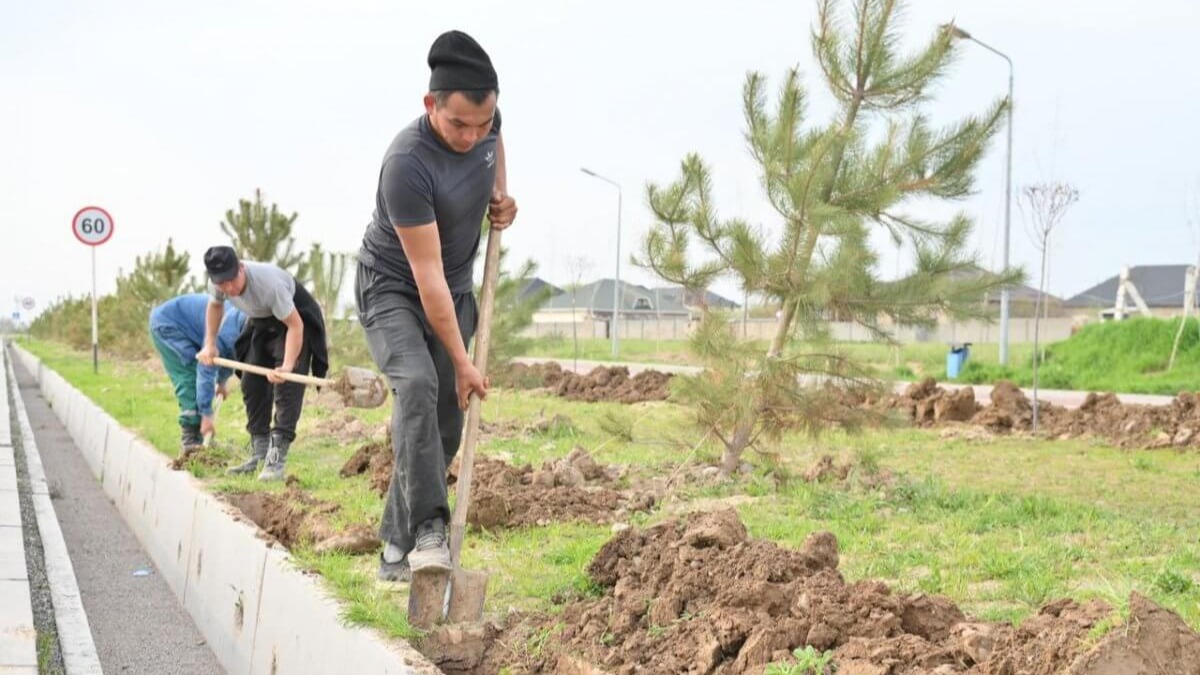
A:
[72,206,114,373]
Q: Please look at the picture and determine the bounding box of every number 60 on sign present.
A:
[72,206,114,246]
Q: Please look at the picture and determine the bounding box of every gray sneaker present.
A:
[407,518,451,573]
[227,435,269,475]
[377,554,411,583]
[257,433,291,482]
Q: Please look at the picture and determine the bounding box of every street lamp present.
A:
[946,23,1015,366]
[580,167,623,359]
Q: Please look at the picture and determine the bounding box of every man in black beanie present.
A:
[355,30,517,581]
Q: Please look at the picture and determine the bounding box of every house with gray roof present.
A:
[1064,265,1197,319]
[534,279,738,322]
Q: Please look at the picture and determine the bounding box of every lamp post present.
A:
[580,167,623,359]
[947,24,1014,366]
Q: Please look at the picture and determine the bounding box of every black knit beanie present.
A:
[428,30,498,92]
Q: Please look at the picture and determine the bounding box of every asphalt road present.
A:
[13,360,224,675]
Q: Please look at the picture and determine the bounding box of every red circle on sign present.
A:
[72,206,115,246]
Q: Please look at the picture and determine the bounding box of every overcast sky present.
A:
[3,0,1199,320]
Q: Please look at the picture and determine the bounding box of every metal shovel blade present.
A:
[333,366,389,409]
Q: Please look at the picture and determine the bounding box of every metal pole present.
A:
[613,186,622,359]
[580,167,622,359]
[999,61,1014,366]
[91,246,98,373]
[948,26,1014,366]
[966,35,1014,366]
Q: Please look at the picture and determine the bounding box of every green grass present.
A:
[955,318,1200,395]
[18,337,1200,648]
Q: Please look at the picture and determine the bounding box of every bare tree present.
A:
[565,256,593,372]
[1022,182,1079,431]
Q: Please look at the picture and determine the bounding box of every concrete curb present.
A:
[5,345,103,674]
[11,345,441,675]
[0,345,37,674]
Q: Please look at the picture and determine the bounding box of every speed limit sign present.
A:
[72,206,114,246]
[20,297,34,311]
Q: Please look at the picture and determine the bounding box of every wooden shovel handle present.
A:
[448,226,503,566]
[211,356,335,387]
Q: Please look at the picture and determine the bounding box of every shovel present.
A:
[407,225,503,629]
[210,357,389,409]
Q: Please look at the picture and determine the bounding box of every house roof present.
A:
[541,279,691,315]
[649,286,740,310]
[519,277,563,303]
[1063,265,1198,308]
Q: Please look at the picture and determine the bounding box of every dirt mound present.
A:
[455,448,655,529]
[885,379,1200,450]
[1067,592,1200,674]
[492,362,674,403]
[556,366,673,404]
[475,510,1200,675]
[225,485,378,555]
[340,437,394,496]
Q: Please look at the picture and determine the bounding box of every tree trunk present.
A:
[719,420,754,476]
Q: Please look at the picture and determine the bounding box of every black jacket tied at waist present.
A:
[234,281,329,380]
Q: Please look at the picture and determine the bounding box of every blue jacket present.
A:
[149,294,246,416]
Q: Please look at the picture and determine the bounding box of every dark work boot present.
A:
[227,434,269,475]
[258,432,291,482]
[181,425,203,451]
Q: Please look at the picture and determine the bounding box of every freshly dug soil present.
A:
[170,443,231,471]
[494,362,673,404]
[880,378,1200,450]
[225,485,378,555]
[453,448,656,529]
[429,509,1200,675]
[340,438,394,496]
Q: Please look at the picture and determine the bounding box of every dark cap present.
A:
[428,30,497,92]
[204,246,240,283]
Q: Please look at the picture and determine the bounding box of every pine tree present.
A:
[476,227,551,369]
[219,188,305,275]
[117,238,192,308]
[304,243,350,322]
[638,0,1021,475]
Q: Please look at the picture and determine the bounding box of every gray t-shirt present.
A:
[210,261,296,320]
[359,111,501,295]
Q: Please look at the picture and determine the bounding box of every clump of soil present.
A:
[170,443,230,471]
[225,484,378,555]
[493,362,673,404]
[882,378,1200,450]
[340,436,394,496]
[556,366,673,404]
[455,448,655,529]
[467,510,1200,675]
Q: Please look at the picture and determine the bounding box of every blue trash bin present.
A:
[946,343,972,379]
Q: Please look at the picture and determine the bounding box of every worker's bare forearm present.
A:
[281,311,304,371]
[416,277,471,368]
[493,133,507,195]
[204,301,224,349]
